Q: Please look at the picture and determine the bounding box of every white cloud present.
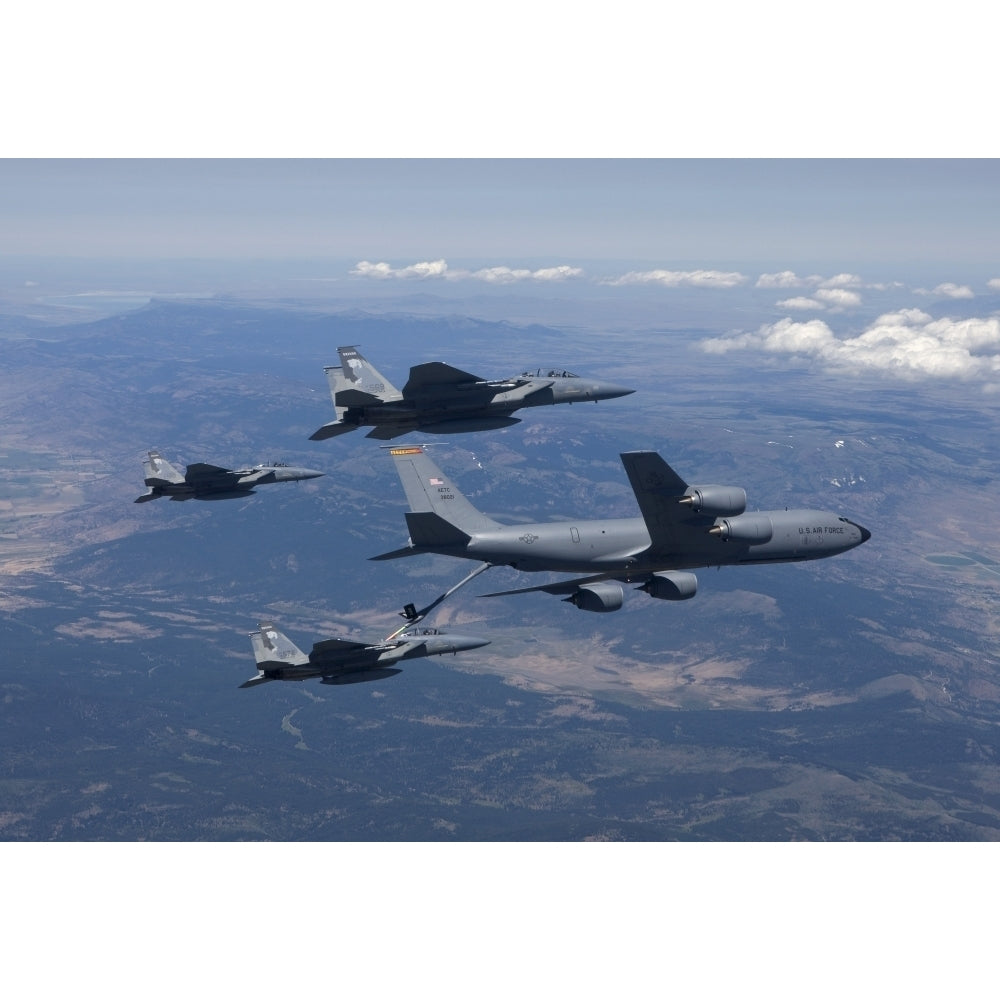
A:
[819,273,863,288]
[470,264,583,283]
[351,259,450,279]
[605,269,747,288]
[469,266,533,283]
[988,278,1000,292]
[915,282,976,298]
[350,259,583,283]
[757,271,865,290]
[701,308,1000,380]
[531,265,583,281]
[934,282,975,299]
[777,296,825,311]
[703,317,836,358]
[815,287,862,308]
[757,271,808,289]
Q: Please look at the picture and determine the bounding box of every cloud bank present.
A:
[915,282,975,299]
[350,259,583,282]
[776,296,824,311]
[756,271,864,290]
[701,308,1000,381]
[354,260,747,288]
[603,269,747,288]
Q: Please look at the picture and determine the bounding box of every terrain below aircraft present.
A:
[374,446,871,612]
[135,451,324,502]
[241,621,491,687]
[309,345,634,441]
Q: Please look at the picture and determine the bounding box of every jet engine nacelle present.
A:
[640,571,698,601]
[563,581,624,613]
[679,485,747,517]
[708,513,774,544]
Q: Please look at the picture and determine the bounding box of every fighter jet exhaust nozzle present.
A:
[563,582,624,612]
[678,486,747,517]
[708,513,774,544]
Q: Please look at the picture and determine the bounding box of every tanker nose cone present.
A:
[845,519,871,545]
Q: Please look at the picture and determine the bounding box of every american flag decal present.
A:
[429,477,443,485]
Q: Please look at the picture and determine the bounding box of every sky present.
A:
[3,157,1000,390]
[2,159,999,274]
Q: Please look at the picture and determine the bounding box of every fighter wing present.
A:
[402,362,482,395]
[507,379,554,401]
[364,424,413,440]
[309,636,376,662]
[619,451,715,556]
[184,462,234,480]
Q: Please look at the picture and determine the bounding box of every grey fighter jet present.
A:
[240,621,491,688]
[373,446,871,613]
[309,345,634,441]
[135,451,324,502]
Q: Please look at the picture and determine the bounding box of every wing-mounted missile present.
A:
[320,668,403,685]
[418,416,522,434]
[677,485,747,517]
[192,490,257,501]
[483,377,532,391]
[638,571,698,601]
[492,379,555,403]
[708,513,774,543]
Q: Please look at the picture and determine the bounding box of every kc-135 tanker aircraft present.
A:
[374,446,871,613]
[134,451,324,503]
[240,621,491,688]
[310,345,634,441]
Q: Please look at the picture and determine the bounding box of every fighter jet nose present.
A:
[456,636,491,651]
[597,383,635,400]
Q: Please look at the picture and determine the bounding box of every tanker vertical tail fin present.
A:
[371,446,499,559]
[388,446,498,532]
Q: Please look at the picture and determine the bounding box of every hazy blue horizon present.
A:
[3,160,997,272]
